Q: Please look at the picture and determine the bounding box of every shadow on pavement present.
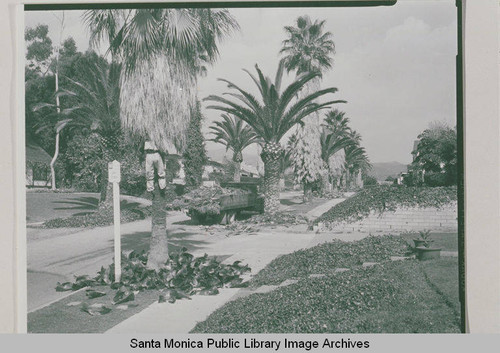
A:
[120,230,210,254]
[52,197,148,217]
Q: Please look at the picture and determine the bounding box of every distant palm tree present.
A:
[280,15,335,76]
[210,114,260,182]
[344,132,372,188]
[204,62,345,213]
[84,8,239,269]
[320,110,353,163]
[320,111,371,189]
[280,15,336,201]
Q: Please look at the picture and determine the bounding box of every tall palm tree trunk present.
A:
[147,183,168,270]
[293,78,324,203]
[233,161,241,182]
[261,143,282,213]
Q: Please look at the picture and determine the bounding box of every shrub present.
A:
[424,172,448,187]
[43,203,150,228]
[362,175,378,186]
[119,154,146,197]
[315,185,457,226]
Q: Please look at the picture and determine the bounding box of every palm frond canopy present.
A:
[33,60,121,138]
[84,8,239,152]
[320,109,355,162]
[84,8,239,74]
[204,62,346,144]
[321,133,356,163]
[345,144,372,172]
[61,61,121,136]
[280,15,335,76]
[209,114,260,158]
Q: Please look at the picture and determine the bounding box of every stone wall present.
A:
[318,201,457,233]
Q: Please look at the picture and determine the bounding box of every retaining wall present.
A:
[318,201,457,233]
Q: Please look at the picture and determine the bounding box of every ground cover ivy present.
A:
[250,235,411,287]
[43,207,149,228]
[191,259,460,333]
[315,185,457,226]
[55,248,250,316]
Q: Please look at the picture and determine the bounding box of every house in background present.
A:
[240,162,259,178]
[26,141,52,188]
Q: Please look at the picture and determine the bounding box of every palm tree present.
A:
[320,110,353,163]
[341,130,371,188]
[210,114,260,182]
[344,143,372,188]
[63,61,121,205]
[204,62,345,213]
[320,111,354,191]
[84,8,239,269]
[280,15,335,201]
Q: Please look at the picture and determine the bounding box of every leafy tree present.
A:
[209,114,260,182]
[25,24,53,75]
[410,122,457,186]
[183,100,208,187]
[280,15,336,201]
[84,8,239,269]
[34,54,121,202]
[25,16,81,190]
[204,62,345,213]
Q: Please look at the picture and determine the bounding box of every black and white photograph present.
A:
[22,0,463,334]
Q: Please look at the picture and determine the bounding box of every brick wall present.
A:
[318,201,457,233]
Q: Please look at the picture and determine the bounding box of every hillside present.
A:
[370,162,407,181]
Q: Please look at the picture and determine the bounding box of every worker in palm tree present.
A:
[143,139,167,195]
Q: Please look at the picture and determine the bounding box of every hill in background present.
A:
[370,162,408,181]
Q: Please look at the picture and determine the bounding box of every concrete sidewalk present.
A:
[106,230,318,333]
[306,197,345,219]
[107,197,352,334]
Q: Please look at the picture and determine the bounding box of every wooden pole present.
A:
[109,160,121,282]
[113,181,121,282]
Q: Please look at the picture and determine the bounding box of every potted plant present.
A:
[413,230,434,248]
[413,230,441,260]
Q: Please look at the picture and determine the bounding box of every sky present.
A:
[25,0,457,166]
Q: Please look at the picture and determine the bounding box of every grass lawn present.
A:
[400,232,458,252]
[26,192,100,223]
[27,254,237,333]
[191,258,460,333]
[28,286,159,333]
[421,257,461,315]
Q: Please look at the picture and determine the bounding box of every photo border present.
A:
[2,1,499,332]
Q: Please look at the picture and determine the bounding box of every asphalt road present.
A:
[25,191,315,312]
[26,211,199,312]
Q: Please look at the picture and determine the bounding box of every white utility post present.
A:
[108,160,121,282]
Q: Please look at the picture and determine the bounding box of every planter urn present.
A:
[413,239,434,248]
[415,246,441,261]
